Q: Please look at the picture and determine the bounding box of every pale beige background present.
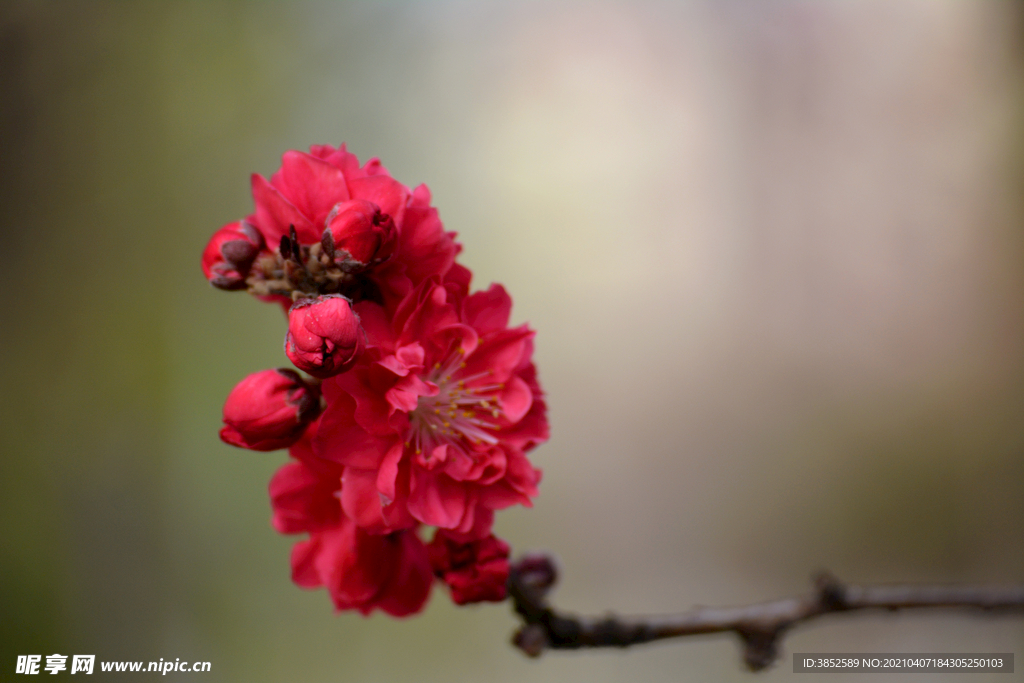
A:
[1,2,1022,681]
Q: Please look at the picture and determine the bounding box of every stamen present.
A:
[407,347,508,459]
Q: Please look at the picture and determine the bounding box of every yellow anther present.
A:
[460,362,466,368]
[443,422,450,428]
[434,362,441,369]
[434,408,441,414]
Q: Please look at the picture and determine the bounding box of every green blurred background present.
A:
[1,2,1022,681]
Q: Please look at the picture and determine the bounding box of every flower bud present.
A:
[220,369,321,451]
[285,295,364,378]
[427,531,511,605]
[202,221,265,290]
[321,199,397,274]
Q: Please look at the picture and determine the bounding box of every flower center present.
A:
[407,350,504,457]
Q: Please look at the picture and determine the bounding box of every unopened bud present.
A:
[220,368,321,451]
[202,221,265,290]
[427,531,511,605]
[321,199,397,274]
[285,295,364,378]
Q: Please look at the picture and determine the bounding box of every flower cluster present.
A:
[203,145,548,615]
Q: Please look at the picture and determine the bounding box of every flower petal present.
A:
[498,375,533,424]
[269,460,341,534]
[463,284,512,336]
[271,150,350,227]
[408,468,468,529]
[348,174,408,227]
[314,391,394,468]
[290,537,323,588]
[374,531,433,617]
[251,173,318,245]
[340,467,388,532]
[375,441,405,505]
[461,325,532,386]
[397,197,456,283]
[386,374,437,415]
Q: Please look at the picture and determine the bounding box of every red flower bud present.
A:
[427,531,511,605]
[321,199,397,274]
[202,221,265,290]
[285,295,364,378]
[220,369,321,451]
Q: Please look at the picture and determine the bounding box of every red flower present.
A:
[250,144,459,307]
[205,144,550,616]
[285,296,365,379]
[201,221,265,290]
[220,369,320,451]
[427,530,511,605]
[270,431,432,616]
[314,277,548,540]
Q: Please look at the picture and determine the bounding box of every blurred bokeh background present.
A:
[2,2,1022,681]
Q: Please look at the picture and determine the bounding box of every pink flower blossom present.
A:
[250,144,459,308]
[205,144,549,616]
[314,277,548,540]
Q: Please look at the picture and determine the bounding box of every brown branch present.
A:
[507,555,1024,671]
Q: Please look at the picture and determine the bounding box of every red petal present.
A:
[463,284,512,336]
[376,441,405,505]
[375,531,433,617]
[353,301,397,352]
[290,538,323,588]
[320,522,382,609]
[398,281,460,347]
[251,174,318,245]
[385,374,437,414]
[348,175,408,227]
[498,375,533,424]
[397,202,456,283]
[315,391,394,468]
[504,448,541,499]
[272,151,350,226]
[461,326,532,386]
[269,461,340,534]
[408,468,468,529]
[340,467,388,532]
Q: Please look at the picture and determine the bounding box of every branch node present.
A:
[814,570,848,610]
